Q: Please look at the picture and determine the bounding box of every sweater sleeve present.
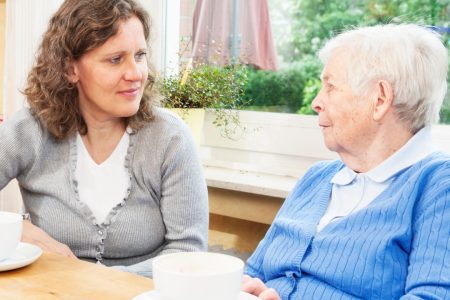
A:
[117,120,209,278]
[401,163,450,299]
[0,109,42,190]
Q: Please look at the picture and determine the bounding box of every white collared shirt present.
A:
[317,127,438,232]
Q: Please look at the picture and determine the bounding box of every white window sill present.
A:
[203,164,299,198]
[200,110,450,199]
[200,111,334,198]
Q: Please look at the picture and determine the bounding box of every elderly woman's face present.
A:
[312,52,377,157]
[70,16,148,121]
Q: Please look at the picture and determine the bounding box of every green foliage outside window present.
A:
[242,55,321,112]
[298,79,321,115]
[286,0,449,60]
[243,0,450,123]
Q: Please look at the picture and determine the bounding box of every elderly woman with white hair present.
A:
[241,24,450,300]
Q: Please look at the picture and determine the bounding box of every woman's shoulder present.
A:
[398,152,450,198]
[291,159,343,190]
[133,107,195,149]
[307,159,344,176]
[415,152,450,174]
[4,107,35,122]
[1,108,44,135]
[0,108,48,165]
[426,151,450,163]
[139,107,188,134]
[416,151,450,179]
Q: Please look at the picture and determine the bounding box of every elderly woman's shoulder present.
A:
[422,152,450,172]
[401,152,450,191]
[299,159,344,182]
[310,159,345,173]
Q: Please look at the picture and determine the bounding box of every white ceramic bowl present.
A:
[153,252,244,300]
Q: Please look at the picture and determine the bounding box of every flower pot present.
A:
[170,108,205,145]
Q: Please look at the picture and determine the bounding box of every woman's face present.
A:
[312,51,377,158]
[70,16,148,123]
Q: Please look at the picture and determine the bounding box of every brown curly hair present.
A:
[23,0,156,140]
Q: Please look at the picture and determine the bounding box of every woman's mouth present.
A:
[118,88,140,97]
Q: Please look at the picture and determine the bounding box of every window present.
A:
[175,0,450,123]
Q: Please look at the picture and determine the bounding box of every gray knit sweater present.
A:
[0,107,208,277]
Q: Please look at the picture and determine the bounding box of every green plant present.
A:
[298,79,321,115]
[242,55,322,113]
[159,64,248,139]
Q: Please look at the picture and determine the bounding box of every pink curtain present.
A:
[192,0,278,71]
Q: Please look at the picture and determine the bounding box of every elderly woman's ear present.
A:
[372,79,394,122]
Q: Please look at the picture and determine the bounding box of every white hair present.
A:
[319,24,448,133]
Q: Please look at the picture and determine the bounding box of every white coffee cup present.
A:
[153,252,244,300]
[0,211,23,261]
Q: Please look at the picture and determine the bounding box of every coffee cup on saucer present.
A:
[153,252,244,300]
[0,211,23,261]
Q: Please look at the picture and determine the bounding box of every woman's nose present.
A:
[124,60,143,81]
[311,91,323,113]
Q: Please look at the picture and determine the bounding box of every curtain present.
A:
[0,0,63,212]
[3,0,63,119]
[192,0,278,71]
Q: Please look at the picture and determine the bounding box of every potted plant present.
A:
[158,63,248,140]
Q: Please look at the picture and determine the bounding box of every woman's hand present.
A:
[21,220,77,258]
[241,275,281,300]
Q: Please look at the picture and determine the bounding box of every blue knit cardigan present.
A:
[246,153,450,299]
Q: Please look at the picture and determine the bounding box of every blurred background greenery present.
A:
[241,0,450,123]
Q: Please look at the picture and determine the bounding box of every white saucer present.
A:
[133,290,259,300]
[0,242,43,272]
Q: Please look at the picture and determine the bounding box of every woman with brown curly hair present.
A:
[0,0,208,277]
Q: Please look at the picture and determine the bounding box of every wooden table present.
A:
[0,252,153,299]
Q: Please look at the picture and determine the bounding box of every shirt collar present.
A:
[331,127,437,185]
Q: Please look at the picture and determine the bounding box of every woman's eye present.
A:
[325,82,334,91]
[135,51,147,61]
[110,56,121,64]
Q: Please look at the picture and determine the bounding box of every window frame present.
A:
[160,3,450,176]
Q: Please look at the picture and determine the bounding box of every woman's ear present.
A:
[65,59,79,84]
[372,80,393,122]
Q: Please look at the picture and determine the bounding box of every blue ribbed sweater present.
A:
[246,153,450,299]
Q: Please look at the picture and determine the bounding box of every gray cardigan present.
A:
[0,107,208,277]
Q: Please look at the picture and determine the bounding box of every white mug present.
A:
[153,252,244,300]
[0,211,23,261]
